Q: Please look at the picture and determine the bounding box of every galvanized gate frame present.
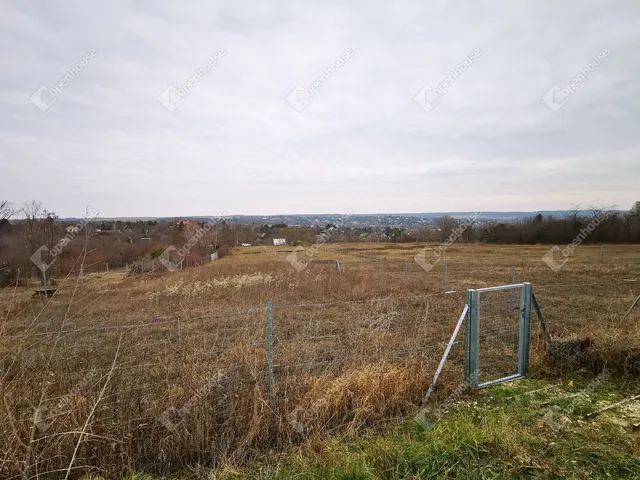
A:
[465,282,533,389]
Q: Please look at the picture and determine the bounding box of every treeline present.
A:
[0,200,244,286]
[470,210,640,244]
[321,205,640,245]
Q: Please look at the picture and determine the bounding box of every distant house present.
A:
[175,220,194,227]
[66,225,80,234]
[273,238,286,246]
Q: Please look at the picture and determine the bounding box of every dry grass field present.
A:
[1,242,639,478]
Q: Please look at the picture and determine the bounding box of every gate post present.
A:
[518,282,533,376]
[465,289,480,388]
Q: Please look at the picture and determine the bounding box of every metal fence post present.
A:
[42,263,47,291]
[464,290,471,385]
[404,256,409,284]
[465,289,480,388]
[464,290,471,382]
[518,283,533,376]
[444,259,449,293]
[267,301,275,413]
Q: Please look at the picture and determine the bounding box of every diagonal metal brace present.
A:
[532,293,552,344]
[423,304,469,405]
[623,295,640,320]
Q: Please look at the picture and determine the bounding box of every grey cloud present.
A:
[0,0,638,216]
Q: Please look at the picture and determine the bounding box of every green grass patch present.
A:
[89,377,640,479]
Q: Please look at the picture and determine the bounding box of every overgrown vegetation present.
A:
[79,377,640,479]
[1,241,638,478]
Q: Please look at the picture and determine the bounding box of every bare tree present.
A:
[435,215,459,242]
[18,201,59,285]
[0,200,15,221]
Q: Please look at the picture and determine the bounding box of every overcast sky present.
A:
[1,0,638,217]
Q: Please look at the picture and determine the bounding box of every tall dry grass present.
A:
[0,243,638,478]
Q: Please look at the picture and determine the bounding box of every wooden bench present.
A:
[33,287,57,296]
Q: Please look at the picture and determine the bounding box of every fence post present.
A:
[41,263,47,292]
[518,283,533,376]
[80,263,84,287]
[444,259,449,293]
[464,289,471,384]
[125,263,129,276]
[267,301,275,413]
[404,256,408,284]
[465,289,480,388]
[379,256,383,273]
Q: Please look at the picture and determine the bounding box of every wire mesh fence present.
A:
[1,289,474,478]
[476,287,523,385]
[270,293,467,433]
[1,306,270,478]
[1,244,639,478]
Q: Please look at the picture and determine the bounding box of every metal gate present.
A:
[465,282,533,388]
